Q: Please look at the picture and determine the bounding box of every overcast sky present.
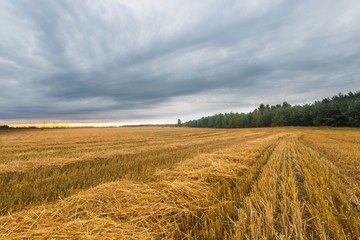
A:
[1,0,360,125]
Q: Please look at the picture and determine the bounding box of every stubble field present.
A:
[0,127,359,239]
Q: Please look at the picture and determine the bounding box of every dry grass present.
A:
[0,128,273,215]
[0,127,359,239]
[300,129,360,192]
[0,128,254,173]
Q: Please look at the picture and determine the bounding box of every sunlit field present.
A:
[0,127,359,239]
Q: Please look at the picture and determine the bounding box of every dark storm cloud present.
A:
[1,0,360,122]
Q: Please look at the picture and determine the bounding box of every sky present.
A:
[1,0,360,125]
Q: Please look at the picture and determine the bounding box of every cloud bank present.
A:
[1,0,360,123]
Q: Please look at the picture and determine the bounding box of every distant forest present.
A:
[185,91,360,128]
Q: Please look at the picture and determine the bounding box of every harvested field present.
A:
[0,127,359,239]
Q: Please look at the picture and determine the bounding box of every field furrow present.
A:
[234,134,360,240]
[0,128,273,173]
[300,131,360,190]
[293,141,359,239]
[0,127,359,239]
[234,135,306,239]
[0,132,284,239]
[0,136,239,215]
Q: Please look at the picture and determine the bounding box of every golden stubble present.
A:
[0,127,359,239]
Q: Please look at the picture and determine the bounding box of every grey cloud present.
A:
[1,0,360,123]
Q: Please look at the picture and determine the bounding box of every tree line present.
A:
[184,91,360,128]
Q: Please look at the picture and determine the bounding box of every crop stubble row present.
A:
[0,128,273,215]
[0,128,359,239]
